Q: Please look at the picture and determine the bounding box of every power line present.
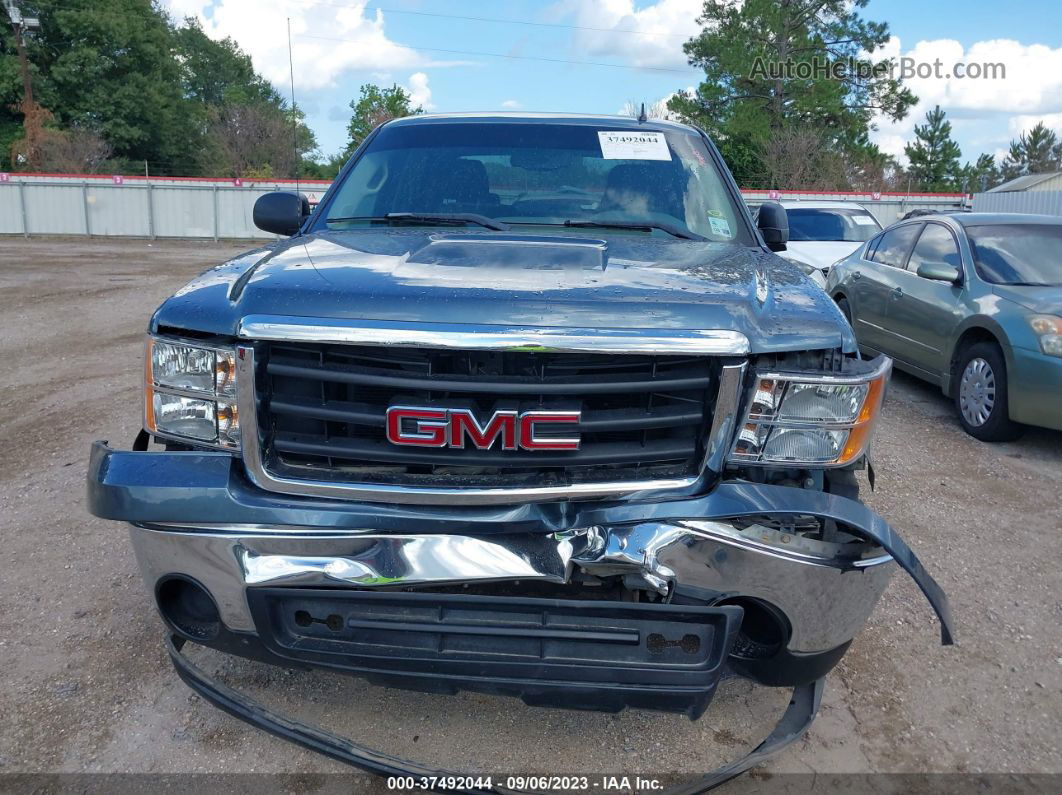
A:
[24,0,697,74]
[307,0,694,40]
[295,33,695,74]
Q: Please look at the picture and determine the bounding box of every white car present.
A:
[757,201,883,287]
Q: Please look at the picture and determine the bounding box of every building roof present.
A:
[986,172,1062,193]
[951,212,1062,227]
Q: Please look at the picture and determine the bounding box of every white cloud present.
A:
[501,99,522,109]
[406,72,433,110]
[550,0,702,70]
[871,36,1062,163]
[1007,112,1062,137]
[159,0,471,92]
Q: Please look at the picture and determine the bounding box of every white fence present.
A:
[972,190,1062,216]
[0,174,332,240]
[0,172,968,239]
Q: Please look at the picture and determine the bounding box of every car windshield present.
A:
[966,224,1062,286]
[786,208,881,242]
[322,121,753,243]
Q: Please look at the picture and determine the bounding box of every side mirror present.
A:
[253,191,310,236]
[916,261,962,285]
[757,201,789,252]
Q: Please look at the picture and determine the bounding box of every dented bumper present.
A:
[88,441,953,658]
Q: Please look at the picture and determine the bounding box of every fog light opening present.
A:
[718,597,789,660]
[156,576,221,640]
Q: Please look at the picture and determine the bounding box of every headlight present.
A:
[729,356,890,466]
[145,337,240,449]
[1029,315,1062,357]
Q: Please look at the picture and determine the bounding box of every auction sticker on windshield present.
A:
[597,131,671,160]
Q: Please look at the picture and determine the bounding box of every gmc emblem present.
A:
[386,406,582,451]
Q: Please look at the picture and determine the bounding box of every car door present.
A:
[848,222,922,354]
[884,222,967,380]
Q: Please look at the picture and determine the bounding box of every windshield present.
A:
[322,121,753,243]
[967,224,1062,286]
[786,208,881,242]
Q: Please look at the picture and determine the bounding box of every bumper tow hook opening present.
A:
[166,633,825,793]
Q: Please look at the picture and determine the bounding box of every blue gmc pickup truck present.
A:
[88,113,953,788]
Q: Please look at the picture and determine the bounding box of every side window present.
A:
[869,223,921,268]
[864,234,883,260]
[907,223,962,274]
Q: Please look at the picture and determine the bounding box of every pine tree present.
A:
[1000,122,1062,181]
[904,105,962,191]
[669,0,915,187]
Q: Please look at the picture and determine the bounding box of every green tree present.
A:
[1,3,319,175]
[344,83,423,156]
[669,0,915,186]
[956,153,1000,193]
[6,0,201,174]
[904,105,962,191]
[1000,122,1062,181]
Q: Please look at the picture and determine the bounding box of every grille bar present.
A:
[266,358,712,395]
[273,432,697,468]
[268,395,704,432]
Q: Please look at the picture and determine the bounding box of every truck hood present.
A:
[152,229,855,354]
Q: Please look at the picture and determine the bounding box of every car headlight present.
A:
[1029,315,1062,357]
[144,337,240,449]
[729,356,890,466]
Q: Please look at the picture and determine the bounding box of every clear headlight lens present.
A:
[1029,315,1062,357]
[730,358,890,467]
[145,337,240,450]
[152,392,217,441]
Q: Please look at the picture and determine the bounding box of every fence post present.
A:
[147,182,156,239]
[212,184,219,241]
[82,181,91,236]
[18,180,29,237]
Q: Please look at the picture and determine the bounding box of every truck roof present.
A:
[385,112,703,135]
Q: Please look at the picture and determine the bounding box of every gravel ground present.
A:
[1,237,1060,790]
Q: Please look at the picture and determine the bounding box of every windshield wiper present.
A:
[325,213,509,231]
[560,219,705,241]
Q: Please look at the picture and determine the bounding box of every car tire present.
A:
[836,296,853,326]
[953,342,1023,442]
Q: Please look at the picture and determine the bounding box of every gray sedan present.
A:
[825,213,1062,441]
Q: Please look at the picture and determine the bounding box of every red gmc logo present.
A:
[386,406,582,451]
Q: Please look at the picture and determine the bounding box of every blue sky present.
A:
[162,0,1062,175]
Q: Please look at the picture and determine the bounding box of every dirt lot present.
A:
[1,237,1060,789]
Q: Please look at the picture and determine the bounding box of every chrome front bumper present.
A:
[89,441,954,660]
[130,519,893,655]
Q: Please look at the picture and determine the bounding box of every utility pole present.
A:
[3,1,40,110]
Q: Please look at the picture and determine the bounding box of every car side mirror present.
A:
[757,201,789,252]
[916,261,962,285]
[253,191,310,236]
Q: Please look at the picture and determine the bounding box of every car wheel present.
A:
[953,342,1022,442]
[836,296,853,326]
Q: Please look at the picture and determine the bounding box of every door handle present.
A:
[890,287,903,300]
[852,271,862,280]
